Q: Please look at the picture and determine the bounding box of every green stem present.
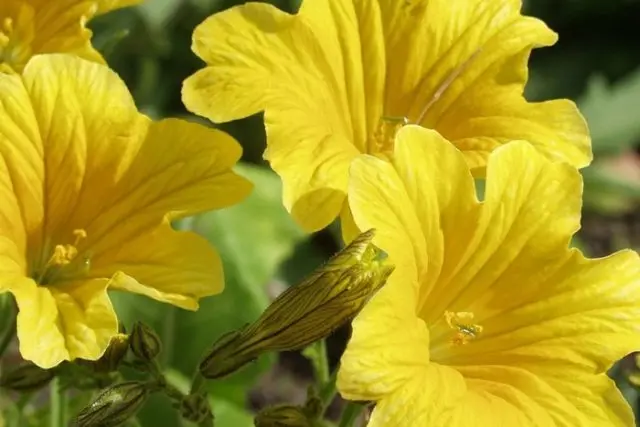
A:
[319,369,337,410]
[49,377,67,427]
[161,307,177,366]
[0,296,16,358]
[190,372,206,395]
[338,402,362,427]
[316,340,330,384]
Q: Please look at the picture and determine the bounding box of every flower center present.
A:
[34,229,92,286]
[444,311,483,345]
[368,116,409,155]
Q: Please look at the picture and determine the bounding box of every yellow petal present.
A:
[0,67,44,252]
[452,366,633,426]
[0,147,31,276]
[337,273,429,400]
[378,0,590,172]
[347,153,426,275]
[366,364,466,426]
[183,0,384,231]
[19,53,139,238]
[96,222,224,310]
[425,140,582,327]
[10,277,116,368]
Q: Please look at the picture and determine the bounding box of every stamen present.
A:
[35,229,90,285]
[445,311,483,346]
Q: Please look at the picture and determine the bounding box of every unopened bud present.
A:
[255,405,311,427]
[200,229,393,379]
[0,362,54,392]
[93,333,129,373]
[179,393,213,424]
[74,381,150,427]
[130,322,161,363]
[302,388,322,420]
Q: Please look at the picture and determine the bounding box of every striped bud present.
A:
[74,381,150,427]
[255,405,311,427]
[129,322,161,363]
[93,333,129,373]
[0,362,54,392]
[200,229,394,379]
[179,393,213,424]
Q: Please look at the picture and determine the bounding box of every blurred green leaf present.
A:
[579,71,640,156]
[137,0,182,30]
[583,165,640,215]
[112,162,306,424]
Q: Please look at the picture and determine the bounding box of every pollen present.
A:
[445,311,483,346]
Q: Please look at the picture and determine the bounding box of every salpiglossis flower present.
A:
[0,0,139,72]
[337,125,640,426]
[0,54,252,369]
[182,0,591,232]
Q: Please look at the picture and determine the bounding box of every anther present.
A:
[445,311,483,346]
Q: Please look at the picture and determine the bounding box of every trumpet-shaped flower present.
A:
[0,0,139,72]
[182,0,591,232]
[0,54,252,369]
[337,126,640,426]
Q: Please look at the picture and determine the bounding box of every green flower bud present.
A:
[179,393,213,424]
[129,322,161,363]
[302,388,323,420]
[74,381,150,427]
[0,362,54,392]
[200,229,394,379]
[93,333,129,373]
[255,405,311,427]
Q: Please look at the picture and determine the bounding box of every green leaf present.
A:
[579,72,640,155]
[112,162,306,424]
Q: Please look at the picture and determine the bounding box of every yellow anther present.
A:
[445,311,483,346]
[73,229,87,245]
[35,230,90,285]
[2,18,13,35]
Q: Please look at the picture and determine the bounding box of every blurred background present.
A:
[76,0,640,425]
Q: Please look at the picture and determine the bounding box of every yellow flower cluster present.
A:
[0,0,638,426]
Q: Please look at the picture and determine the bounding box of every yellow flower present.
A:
[0,0,140,72]
[0,54,252,369]
[337,126,640,425]
[182,0,591,232]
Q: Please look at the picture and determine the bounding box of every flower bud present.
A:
[0,362,54,392]
[74,381,149,427]
[200,229,393,379]
[255,405,311,427]
[302,387,322,420]
[93,333,129,373]
[179,393,213,424]
[129,322,161,363]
